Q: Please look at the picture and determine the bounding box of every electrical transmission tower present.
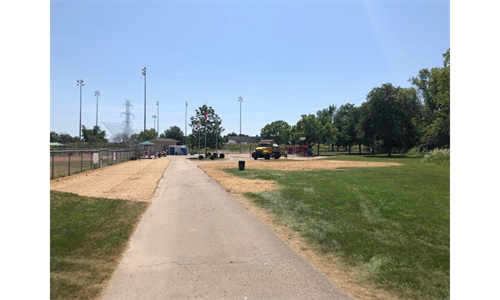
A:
[121,99,135,138]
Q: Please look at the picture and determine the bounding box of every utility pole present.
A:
[215,118,219,157]
[238,96,243,154]
[204,103,208,158]
[76,79,85,149]
[157,101,159,138]
[198,116,201,154]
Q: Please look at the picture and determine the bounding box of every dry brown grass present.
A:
[50,158,171,202]
[199,159,401,194]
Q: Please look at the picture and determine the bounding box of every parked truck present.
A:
[252,140,281,160]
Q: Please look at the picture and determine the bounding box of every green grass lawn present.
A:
[50,191,149,300]
[224,153,450,300]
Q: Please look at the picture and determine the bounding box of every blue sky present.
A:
[50,0,450,139]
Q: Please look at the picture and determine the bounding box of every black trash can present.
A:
[238,160,245,171]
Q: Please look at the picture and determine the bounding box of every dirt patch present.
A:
[241,159,401,171]
[198,164,278,193]
[199,159,401,194]
[50,158,171,202]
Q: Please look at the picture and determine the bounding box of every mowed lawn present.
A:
[50,191,149,300]
[224,154,450,300]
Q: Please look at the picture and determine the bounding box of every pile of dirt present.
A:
[199,159,401,194]
[50,158,171,202]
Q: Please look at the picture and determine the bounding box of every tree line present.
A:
[51,49,449,154]
[50,125,186,149]
[260,49,450,156]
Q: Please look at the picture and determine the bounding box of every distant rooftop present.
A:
[151,138,178,142]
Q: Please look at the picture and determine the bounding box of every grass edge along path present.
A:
[223,155,450,300]
[50,191,149,300]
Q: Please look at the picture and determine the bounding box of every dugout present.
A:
[136,140,158,159]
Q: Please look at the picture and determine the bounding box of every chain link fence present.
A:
[50,149,137,180]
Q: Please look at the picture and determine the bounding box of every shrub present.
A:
[219,153,225,158]
[422,148,450,166]
[406,145,428,156]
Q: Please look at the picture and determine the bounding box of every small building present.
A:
[169,145,188,155]
[150,138,179,152]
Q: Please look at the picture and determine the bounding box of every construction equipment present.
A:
[252,140,281,160]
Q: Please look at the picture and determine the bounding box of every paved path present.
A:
[103,156,352,300]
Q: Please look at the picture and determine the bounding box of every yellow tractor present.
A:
[252,140,281,160]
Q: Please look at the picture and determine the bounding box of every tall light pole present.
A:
[185,101,188,145]
[142,67,147,141]
[94,91,100,148]
[77,79,85,149]
[156,101,159,138]
[152,115,157,136]
[238,96,243,154]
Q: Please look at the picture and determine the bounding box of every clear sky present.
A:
[49,0,450,139]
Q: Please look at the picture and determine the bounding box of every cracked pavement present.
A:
[102,156,352,300]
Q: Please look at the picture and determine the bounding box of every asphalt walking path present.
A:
[102,156,352,300]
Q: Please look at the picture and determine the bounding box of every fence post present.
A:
[68,152,71,176]
[51,152,54,180]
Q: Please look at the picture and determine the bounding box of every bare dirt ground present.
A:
[198,159,401,194]
[50,158,171,202]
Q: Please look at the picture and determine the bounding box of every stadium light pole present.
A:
[77,79,85,149]
[185,101,188,145]
[142,67,147,141]
[157,101,159,138]
[153,115,158,131]
[94,91,100,148]
[238,96,243,154]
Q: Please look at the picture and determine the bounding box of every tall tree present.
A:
[188,104,224,150]
[316,104,337,123]
[260,120,291,145]
[360,83,420,156]
[58,133,77,144]
[111,133,132,146]
[333,104,361,154]
[50,131,59,143]
[295,114,320,147]
[293,113,336,155]
[316,107,337,154]
[131,128,157,142]
[160,126,184,142]
[81,125,107,146]
[410,48,450,149]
